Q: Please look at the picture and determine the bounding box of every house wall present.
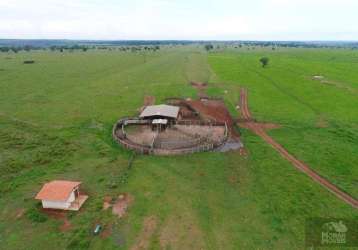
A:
[42,200,71,209]
[67,189,76,202]
[41,190,76,209]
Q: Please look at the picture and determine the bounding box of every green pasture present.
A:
[0,47,356,249]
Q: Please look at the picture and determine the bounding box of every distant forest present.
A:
[1,39,358,52]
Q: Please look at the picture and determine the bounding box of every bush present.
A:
[26,204,47,223]
[204,44,214,51]
[259,57,269,67]
[23,60,35,64]
[66,228,91,249]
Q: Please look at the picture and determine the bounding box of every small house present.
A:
[35,180,88,211]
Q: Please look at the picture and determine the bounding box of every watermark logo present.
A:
[321,220,347,244]
[306,218,357,247]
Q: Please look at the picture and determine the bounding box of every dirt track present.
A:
[239,88,358,209]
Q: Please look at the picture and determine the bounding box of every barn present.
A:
[35,180,88,211]
[140,104,180,130]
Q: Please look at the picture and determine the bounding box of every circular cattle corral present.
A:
[113,119,228,155]
[112,98,242,155]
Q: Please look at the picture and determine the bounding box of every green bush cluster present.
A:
[25,204,47,223]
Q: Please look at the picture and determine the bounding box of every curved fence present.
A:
[112,118,153,154]
[113,117,229,155]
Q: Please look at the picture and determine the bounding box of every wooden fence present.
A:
[113,117,229,155]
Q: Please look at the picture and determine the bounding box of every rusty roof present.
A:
[35,180,81,201]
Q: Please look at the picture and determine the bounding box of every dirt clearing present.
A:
[168,92,242,151]
[184,99,233,126]
[41,209,72,232]
[316,116,329,128]
[112,193,134,218]
[103,196,113,210]
[139,95,156,112]
[183,98,242,142]
[101,223,113,239]
[143,95,155,106]
[15,208,25,219]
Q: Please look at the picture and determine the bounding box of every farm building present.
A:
[140,104,180,130]
[35,180,88,211]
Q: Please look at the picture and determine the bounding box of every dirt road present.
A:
[239,88,358,209]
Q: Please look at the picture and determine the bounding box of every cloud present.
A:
[0,0,357,40]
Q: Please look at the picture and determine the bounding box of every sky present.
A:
[0,0,357,41]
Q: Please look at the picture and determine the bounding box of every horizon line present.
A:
[1,38,358,43]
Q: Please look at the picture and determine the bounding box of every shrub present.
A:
[26,204,47,223]
[23,60,35,64]
[66,228,91,249]
[259,57,269,67]
[204,44,214,51]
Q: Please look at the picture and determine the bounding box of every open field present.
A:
[0,47,357,249]
[208,48,358,197]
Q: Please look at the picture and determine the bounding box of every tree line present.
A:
[0,45,161,53]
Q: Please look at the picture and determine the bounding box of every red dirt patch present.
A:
[41,208,72,232]
[184,98,241,139]
[15,208,25,219]
[169,97,239,139]
[130,216,157,250]
[101,224,113,239]
[316,116,329,128]
[179,105,201,120]
[143,95,155,106]
[103,196,113,210]
[239,147,248,156]
[60,218,72,232]
[139,95,156,113]
[185,99,233,126]
[112,193,134,218]
[228,175,237,184]
[196,170,206,177]
[41,208,67,219]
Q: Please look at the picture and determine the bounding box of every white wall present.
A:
[67,190,76,203]
[42,200,71,209]
[41,190,76,209]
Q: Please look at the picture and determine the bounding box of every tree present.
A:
[204,44,214,51]
[11,47,19,53]
[260,57,269,67]
[24,45,32,52]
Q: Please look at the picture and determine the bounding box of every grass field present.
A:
[0,47,357,249]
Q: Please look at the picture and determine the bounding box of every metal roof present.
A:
[35,180,81,201]
[140,105,179,119]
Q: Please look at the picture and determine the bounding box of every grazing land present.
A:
[0,47,357,249]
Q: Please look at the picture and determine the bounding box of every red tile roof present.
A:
[35,180,81,201]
